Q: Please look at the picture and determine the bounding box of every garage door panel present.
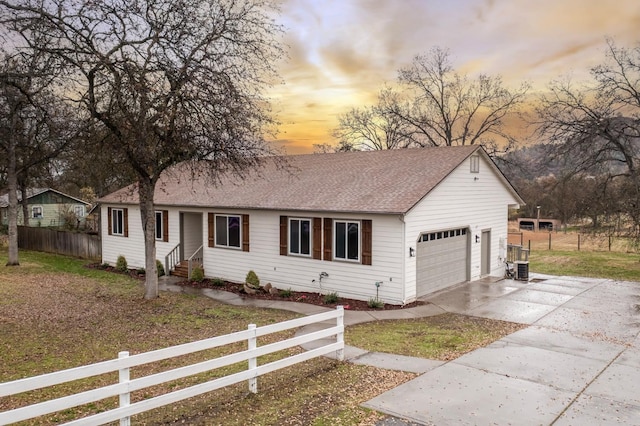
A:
[416,231,468,297]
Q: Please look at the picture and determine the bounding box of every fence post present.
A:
[118,351,131,426]
[248,324,257,394]
[609,235,612,251]
[548,232,552,250]
[336,306,344,361]
[520,232,523,246]
[578,234,581,251]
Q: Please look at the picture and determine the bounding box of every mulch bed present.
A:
[176,279,425,311]
[87,263,425,311]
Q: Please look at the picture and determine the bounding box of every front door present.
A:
[180,212,203,260]
[481,229,491,276]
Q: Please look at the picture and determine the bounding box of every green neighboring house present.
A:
[0,188,91,228]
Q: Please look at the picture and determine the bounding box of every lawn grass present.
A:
[345,314,526,361]
[529,250,640,281]
[0,249,415,425]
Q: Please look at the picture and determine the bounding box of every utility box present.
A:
[515,261,529,281]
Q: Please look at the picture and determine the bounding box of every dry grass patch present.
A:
[0,251,414,425]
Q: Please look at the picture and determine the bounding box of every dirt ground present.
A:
[508,223,635,253]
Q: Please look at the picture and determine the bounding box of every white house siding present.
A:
[403,155,518,302]
[202,210,406,305]
[101,205,182,268]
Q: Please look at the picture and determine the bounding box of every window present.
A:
[155,210,169,242]
[32,206,43,219]
[111,208,125,236]
[289,218,311,256]
[215,214,241,248]
[334,220,360,261]
[470,155,480,173]
[74,205,85,218]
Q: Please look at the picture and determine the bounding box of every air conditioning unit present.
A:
[515,261,529,281]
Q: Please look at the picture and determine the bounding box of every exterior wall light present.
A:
[409,247,415,257]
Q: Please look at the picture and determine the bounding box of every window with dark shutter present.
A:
[313,218,322,260]
[242,214,250,252]
[280,216,288,256]
[362,219,372,265]
[323,218,332,261]
[208,213,215,247]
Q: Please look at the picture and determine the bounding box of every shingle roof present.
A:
[99,146,517,214]
[0,188,89,208]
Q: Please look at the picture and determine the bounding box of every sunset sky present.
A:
[268,0,640,154]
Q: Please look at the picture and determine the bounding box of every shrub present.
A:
[245,270,260,287]
[136,268,146,275]
[212,277,225,287]
[115,255,128,272]
[191,266,204,282]
[367,298,384,309]
[323,292,340,304]
[279,288,293,298]
[156,260,165,277]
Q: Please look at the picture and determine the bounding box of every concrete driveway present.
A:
[364,274,640,425]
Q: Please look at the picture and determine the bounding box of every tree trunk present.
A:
[138,177,158,299]
[6,124,19,266]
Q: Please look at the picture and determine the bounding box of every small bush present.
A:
[191,266,204,282]
[323,292,340,304]
[212,277,225,286]
[245,270,260,287]
[115,255,128,272]
[136,268,146,275]
[156,260,165,277]
[367,298,384,309]
[279,288,293,298]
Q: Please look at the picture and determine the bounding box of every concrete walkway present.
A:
[364,274,640,425]
[159,274,640,425]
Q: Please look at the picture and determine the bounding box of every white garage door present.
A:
[416,228,469,297]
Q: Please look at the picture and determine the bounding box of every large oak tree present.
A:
[0,0,284,297]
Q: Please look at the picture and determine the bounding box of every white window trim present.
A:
[74,205,85,218]
[288,217,312,257]
[111,208,124,236]
[155,210,164,241]
[333,219,361,262]
[32,205,43,219]
[215,214,242,249]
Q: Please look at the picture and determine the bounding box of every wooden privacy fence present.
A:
[0,307,344,425]
[18,226,101,260]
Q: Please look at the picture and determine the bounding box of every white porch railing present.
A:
[187,244,203,280]
[164,243,180,276]
[0,307,345,425]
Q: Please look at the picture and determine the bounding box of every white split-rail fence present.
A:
[0,307,344,425]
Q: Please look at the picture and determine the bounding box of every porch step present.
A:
[170,261,203,279]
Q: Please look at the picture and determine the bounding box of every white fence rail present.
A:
[0,307,344,425]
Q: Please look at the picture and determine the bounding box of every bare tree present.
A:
[536,39,640,235]
[0,50,74,265]
[332,88,414,151]
[392,47,529,154]
[0,0,283,298]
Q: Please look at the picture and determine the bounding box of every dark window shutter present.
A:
[123,208,129,237]
[107,207,112,235]
[323,218,332,261]
[242,214,250,252]
[208,213,215,247]
[162,210,169,242]
[362,219,372,265]
[313,217,322,260]
[280,216,288,256]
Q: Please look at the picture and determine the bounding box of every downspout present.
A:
[399,213,406,305]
